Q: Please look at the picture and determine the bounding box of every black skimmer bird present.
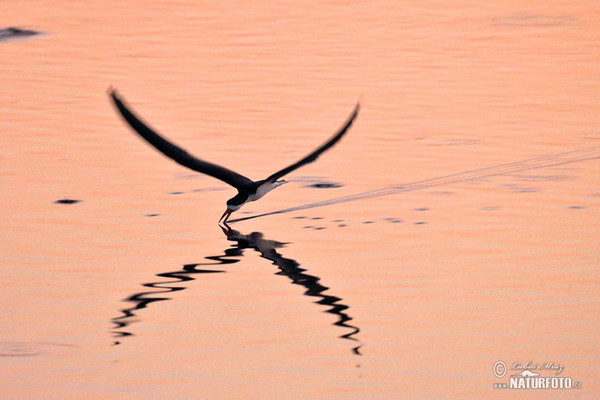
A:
[109,89,359,224]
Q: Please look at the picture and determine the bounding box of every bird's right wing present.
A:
[265,102,360,183]
[109,89,254,190]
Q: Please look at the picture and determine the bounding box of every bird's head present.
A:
[219,194,245,223]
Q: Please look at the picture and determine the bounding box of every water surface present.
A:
[1,1,599,399]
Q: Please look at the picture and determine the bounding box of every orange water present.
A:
[1,1,599,399]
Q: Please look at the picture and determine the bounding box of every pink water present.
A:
[1,1,599,399]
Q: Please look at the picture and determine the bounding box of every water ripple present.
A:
[230,145,600,223]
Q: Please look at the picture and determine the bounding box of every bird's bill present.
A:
[219,208,233,223]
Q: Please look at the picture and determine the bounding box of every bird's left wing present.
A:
[265,102,360,183]
[109,89,254,190]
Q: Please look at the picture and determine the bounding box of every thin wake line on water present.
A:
[229,145,600,223]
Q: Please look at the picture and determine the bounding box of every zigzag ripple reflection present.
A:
[111,227,362,355]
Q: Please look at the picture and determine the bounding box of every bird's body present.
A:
[223,179,287,212]
[109,89,359,223]
[248,180,287,203]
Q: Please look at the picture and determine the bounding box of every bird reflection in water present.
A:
[112,226,362,355]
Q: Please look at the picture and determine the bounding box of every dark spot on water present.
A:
[294,176,343,189]
[0,342,40,356]
[145,213,160,217]
[414,221,427,225]
[311,217,324,220]
[168,191,183,195]
[362,221,374,224]
[303,226,313,229]
[0,27,41,42]
[332,219,344,222]
[293,216,307,219]
[382,217,403,223]
[314,227,326,230]
[413,207,429,211]
[191,187,227,192]
[307,182,342,189]
[338,224,347,228]
[568,205,586,210]
[54,199,81,205]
